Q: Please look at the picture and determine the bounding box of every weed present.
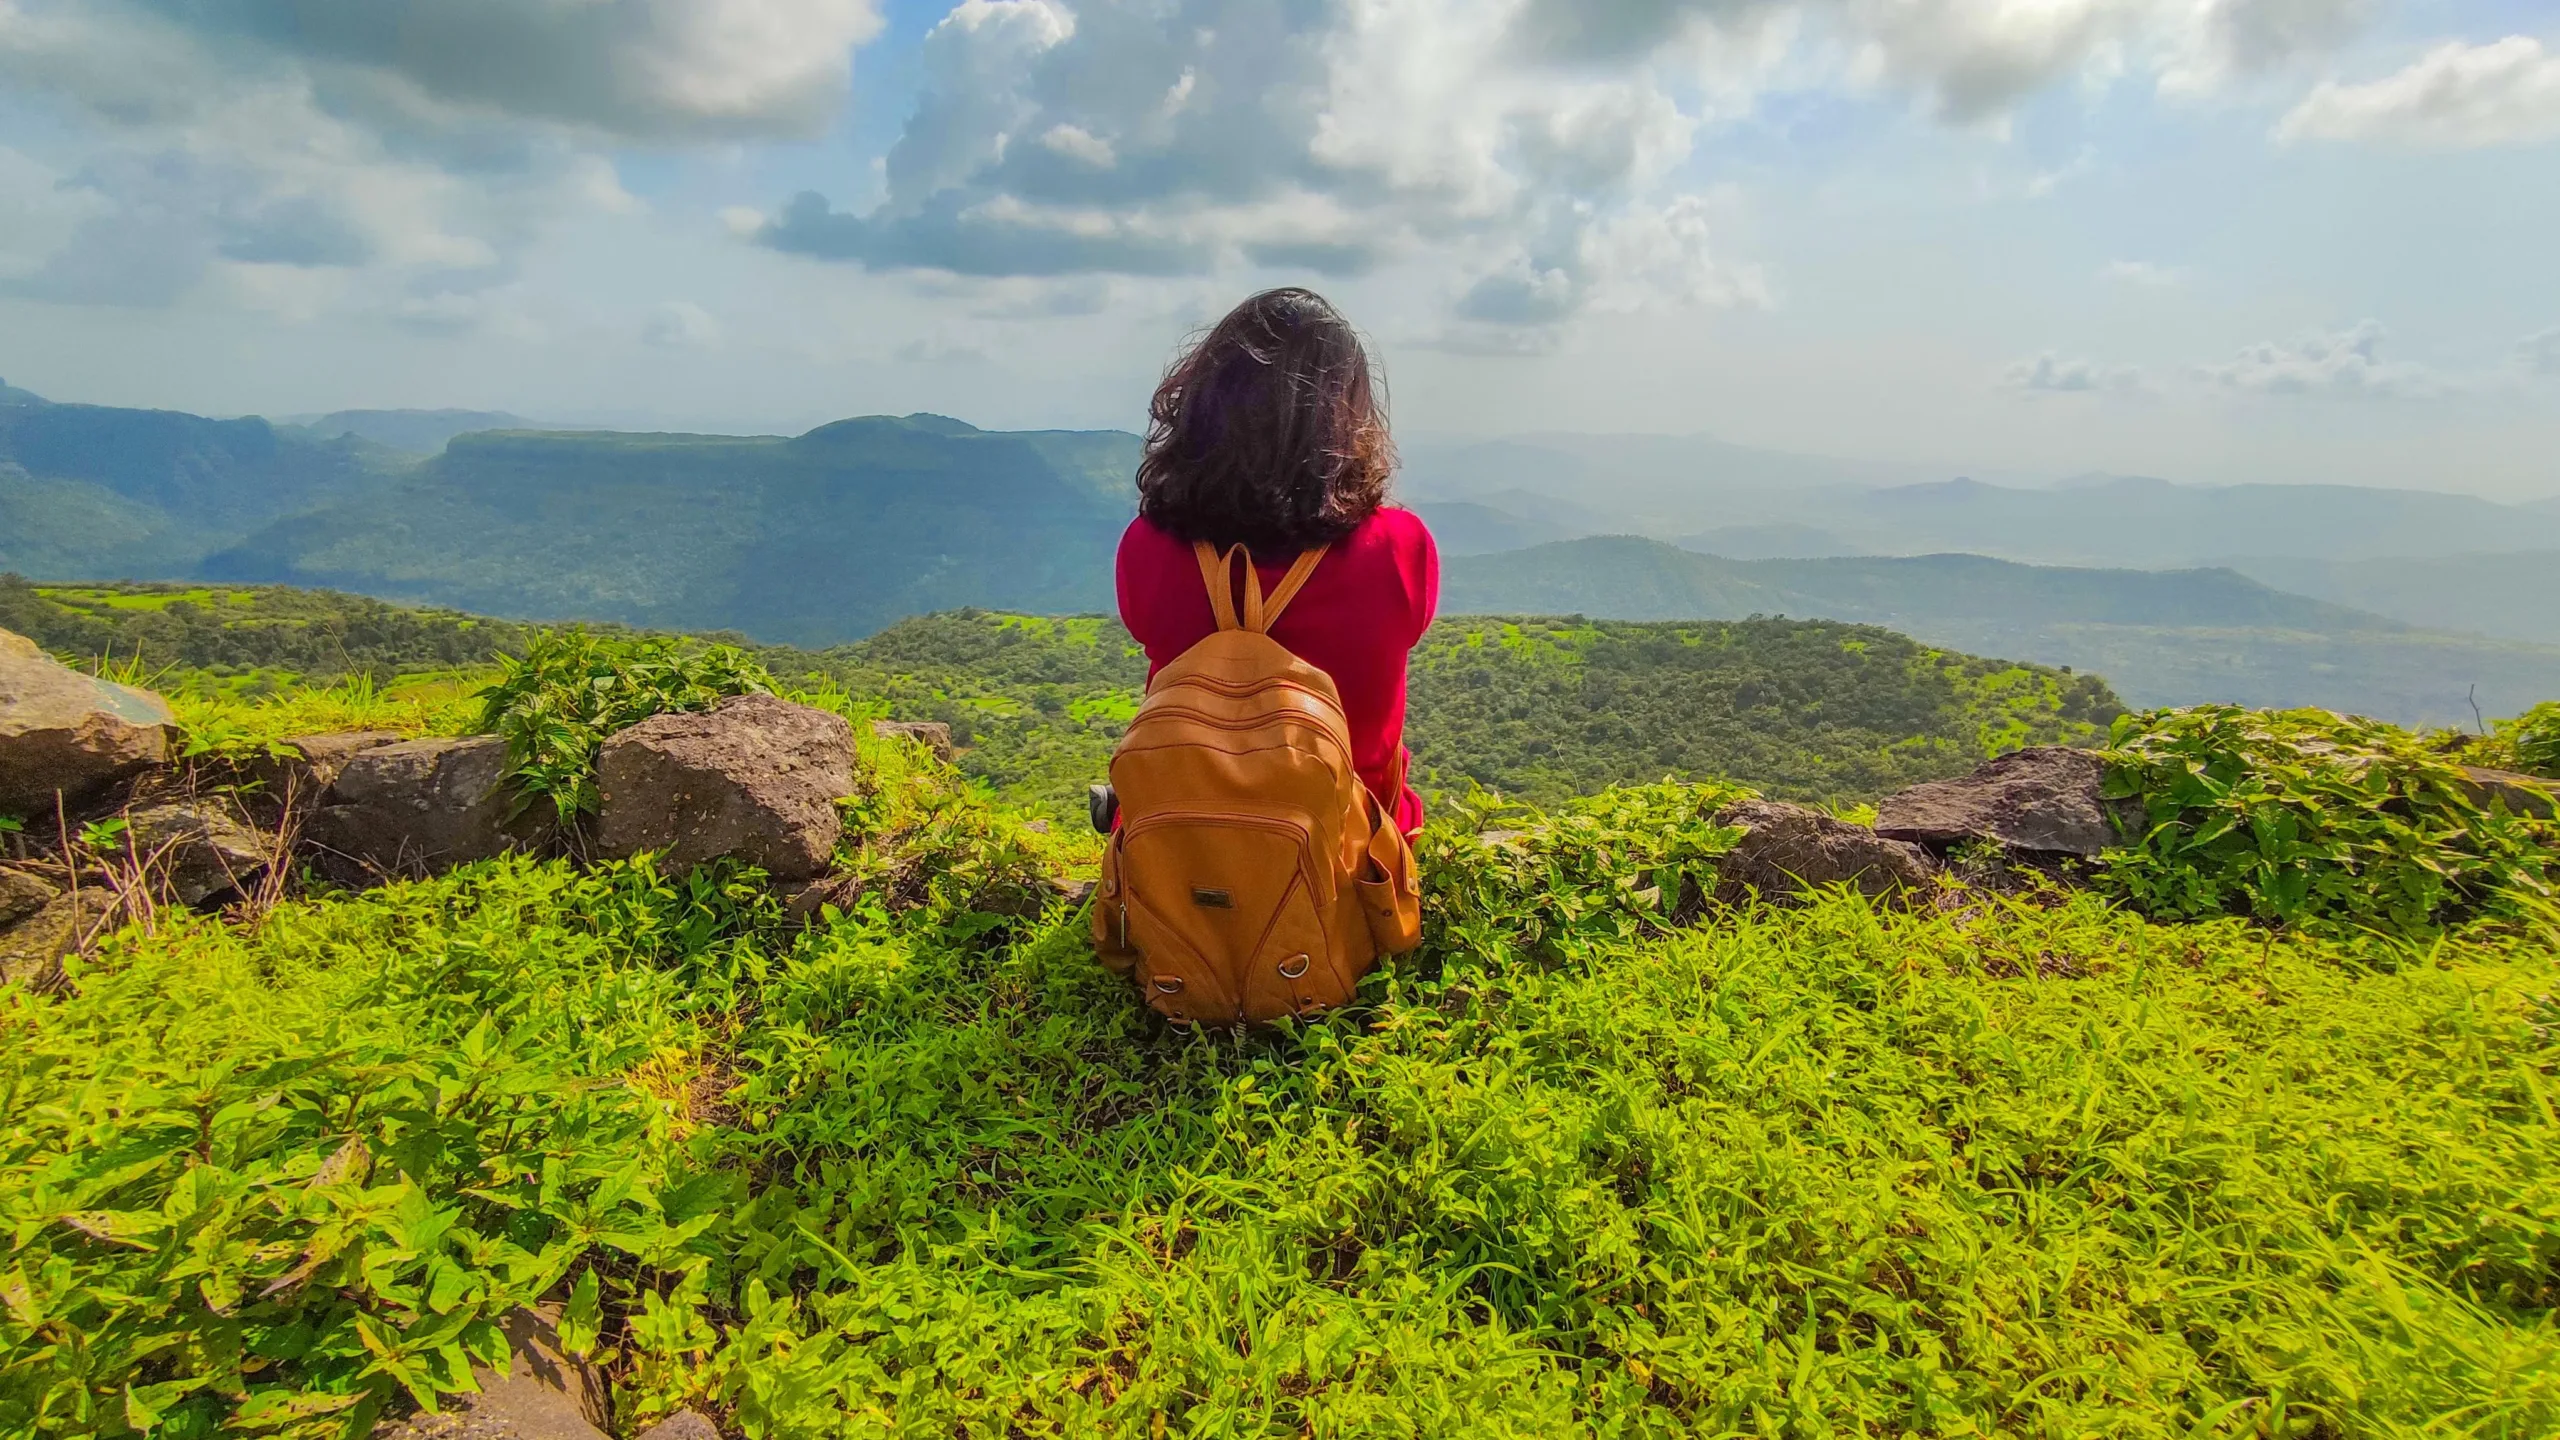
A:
[472,632,773,825]
[2101,705,2559,937]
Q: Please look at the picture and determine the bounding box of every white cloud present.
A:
[108,0,886,139]
[642,300,722,349]
[2100,258,2183,287]
[748,0,2389,349]
[2003,352,2146,393]
[2277,36,2560,148]
[0,0,870,316]
[2195,320,2439,397]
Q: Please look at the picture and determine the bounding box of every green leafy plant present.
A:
[472,631,774,824]
[2101,704,2558,937]
[2494,700,2560,779]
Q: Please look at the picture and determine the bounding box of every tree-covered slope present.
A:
[0,401,399,577]
[1402,616,2118,803]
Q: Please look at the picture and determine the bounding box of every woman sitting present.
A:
[1113,287,1440,836]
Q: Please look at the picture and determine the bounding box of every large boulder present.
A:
[0,627,173,818]
[128,799,277,906]
[597,694,856,881]
[1713,800,1936,905]
[305,737,549,880]
[1873,746,2139,858]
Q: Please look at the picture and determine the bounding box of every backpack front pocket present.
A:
[1118,808,1331,1024]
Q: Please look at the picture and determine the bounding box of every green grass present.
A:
[5,760,2556,1438]
[36,587,259,614]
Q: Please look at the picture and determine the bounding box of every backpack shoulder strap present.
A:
[1194,540,1246,632]
[1260,544,1329,630]
[1195,539,1328,634]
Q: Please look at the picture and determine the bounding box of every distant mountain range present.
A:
[1406,431,2560,567]
[2218,551,2560,647]
[202,415,1140,646]
[1439,536,2560,726]
[3,386,2556,723]
[280,409,551,454]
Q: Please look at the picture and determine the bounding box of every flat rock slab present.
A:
[256,730,408,799]
[377,1307,606,1440]
[1714,800,1936,905]
[305,736,549,880]
[635,1413,721,1440]
[1873,746,2137,858]
[598,694,856,881]
[0,626,172,818]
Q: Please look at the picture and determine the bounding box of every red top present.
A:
[1116,507,1440,833]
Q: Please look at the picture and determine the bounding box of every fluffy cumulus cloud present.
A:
[2003,352,2145,394]
[0,0,873,317]
[2195,320,2439,397]
[116,0,886,139]
[2277,36,2560,148]
[756,0,2372,346]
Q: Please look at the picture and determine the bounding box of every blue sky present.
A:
[1,0,2555,497]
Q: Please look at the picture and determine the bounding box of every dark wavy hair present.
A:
[1135,288,1395,553]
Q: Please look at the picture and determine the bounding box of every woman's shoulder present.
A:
[1350,504,1435,556]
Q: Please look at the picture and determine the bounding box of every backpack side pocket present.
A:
[1353,805,1422,956]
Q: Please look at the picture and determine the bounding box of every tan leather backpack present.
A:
[1092,540,1423,1025]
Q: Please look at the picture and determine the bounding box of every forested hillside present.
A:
[202,417,1137,644]
[2,581,2118,815]
[0,401,399,577]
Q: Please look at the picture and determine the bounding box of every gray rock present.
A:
[305,737,548,880]
[1,891,95,988]
[2457,765,2557,821]
[597,694,855,881]
[128,799,277,906]
[1713,800,1936,905]
[0,866,57,930]
[635,1413,721,1440]
[376,1306,606,1440]
[872,719,956,762]
[1873,746,2139,858]
[0,627,172,818]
